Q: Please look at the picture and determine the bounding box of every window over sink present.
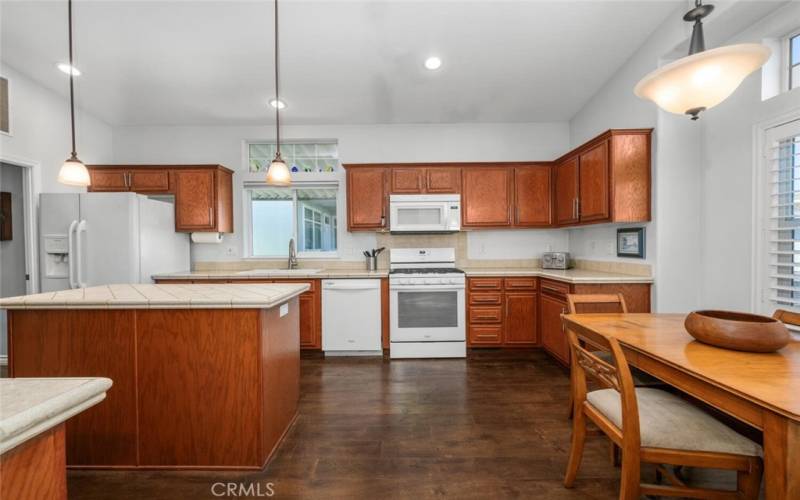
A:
[246,186,338,258]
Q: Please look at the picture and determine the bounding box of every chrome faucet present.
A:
[288,238,298,270]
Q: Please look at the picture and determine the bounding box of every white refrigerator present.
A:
[39,192,190,292]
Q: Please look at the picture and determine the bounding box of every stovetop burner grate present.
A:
[389,268,465,275]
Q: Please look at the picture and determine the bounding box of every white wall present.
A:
[698,3,800,312]
[0,63,114,195]
[112,122,570,263]
[468,229,568,260]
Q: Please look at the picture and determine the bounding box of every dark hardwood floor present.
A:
[66,350,736,499]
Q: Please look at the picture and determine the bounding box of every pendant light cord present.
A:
[68,0,77,158]
[274,0,281,158]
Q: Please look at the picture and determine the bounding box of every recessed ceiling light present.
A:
[269,99,286,109]
[57,63,81,76]
[424,56,442,71]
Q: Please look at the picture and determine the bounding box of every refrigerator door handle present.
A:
[76,219,88,288]
[67,220,78,289]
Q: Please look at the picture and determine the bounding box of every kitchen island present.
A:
[1,377,112,499]
[0,283,308,470]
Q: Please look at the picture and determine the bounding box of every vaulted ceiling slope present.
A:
[0,0,678,126]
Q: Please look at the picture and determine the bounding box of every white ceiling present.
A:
[0,0,681,126]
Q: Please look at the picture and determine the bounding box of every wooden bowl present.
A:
[684,310,790,353]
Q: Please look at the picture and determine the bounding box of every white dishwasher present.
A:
[321,279,382,355]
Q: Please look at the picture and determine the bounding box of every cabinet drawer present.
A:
[469,292,502,306]
[504,277,537,290]
[540,279,571,299]
[469,325,503,345]
[469,306,502,324]
[469,278,502,291]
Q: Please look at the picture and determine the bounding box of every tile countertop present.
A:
[152,269,390,279]
[0,377,112,455]
[461,268,653,284]
[0,283,310,310]
[152,268,653,284]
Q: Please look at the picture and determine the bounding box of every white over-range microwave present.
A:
[389,194,461,233]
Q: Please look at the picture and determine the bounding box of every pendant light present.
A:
[57,0,90,186]
[265,0,291,186]
[634,0,770,120]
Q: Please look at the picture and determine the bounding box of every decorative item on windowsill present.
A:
[634,0,771,120]
[684,310,790,352]
[616,227,645,259]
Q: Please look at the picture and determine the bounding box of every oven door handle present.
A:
[390,285,465,292]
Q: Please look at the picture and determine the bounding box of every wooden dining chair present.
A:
[773,308,800,328]
[563,327,763,499]
[565,294,662,417]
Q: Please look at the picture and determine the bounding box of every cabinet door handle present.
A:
[572,198,577,219]
[209,207,213,223]
[542,286,563,294]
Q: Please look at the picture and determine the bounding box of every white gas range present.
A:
[388,248,466,359]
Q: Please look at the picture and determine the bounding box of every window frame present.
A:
[243,183,341,260]
[782,29,800,92]
[754,113,800,315]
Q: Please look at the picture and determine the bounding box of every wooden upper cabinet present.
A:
[425,167,461,193]
[514,165,552,227]
[388,166,461,194]
[578,140,610,222]
[390,168,424,194]
[555,157,579,225]
[462,167,513,227]
[88,169,129,192]
[174,169,216,231]
[346,167,387,230]
[129,169,171,193]
[554,129,651,227]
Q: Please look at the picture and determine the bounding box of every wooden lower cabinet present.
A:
[504,291,538,344]
[539,278,652,366]
[539,292,570,365]
[468,276,651,361]
[467,277,537,347]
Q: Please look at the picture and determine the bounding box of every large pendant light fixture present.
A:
[634,0,770,120]
[265,0,291,186]
[57,0,90,186]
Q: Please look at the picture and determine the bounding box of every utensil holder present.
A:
[366,256,378,271]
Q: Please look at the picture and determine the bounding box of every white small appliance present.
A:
[322,279,382,355]
[389,194,461,233]
[39,192,190,291]
[389,248,466,358]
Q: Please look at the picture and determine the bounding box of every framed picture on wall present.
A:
[617,227,645,258]
[0,77,9,134]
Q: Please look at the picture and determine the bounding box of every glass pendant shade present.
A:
[635,43,770,118]
[57,155,91,187]
[265,157,291,186]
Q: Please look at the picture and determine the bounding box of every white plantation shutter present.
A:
[766,119,800,307]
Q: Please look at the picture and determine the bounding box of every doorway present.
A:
[0,160,35,372]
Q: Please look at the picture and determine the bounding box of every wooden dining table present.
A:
[561,313,800,500]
